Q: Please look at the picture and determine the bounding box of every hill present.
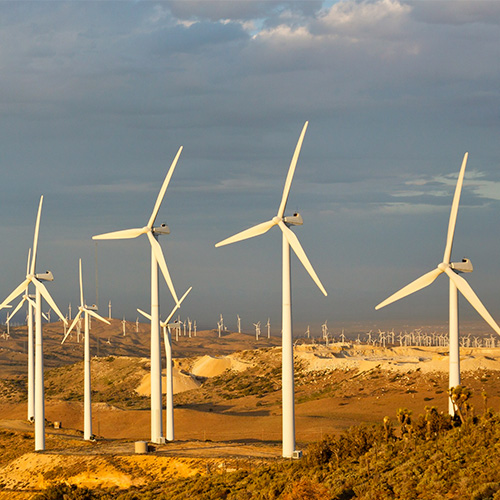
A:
[1,320,500,498]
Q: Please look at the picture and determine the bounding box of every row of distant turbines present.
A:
[1,122,500,459]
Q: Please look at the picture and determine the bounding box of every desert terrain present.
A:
[1,319,500,497]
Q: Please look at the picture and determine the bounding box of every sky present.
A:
[1,0,500,336]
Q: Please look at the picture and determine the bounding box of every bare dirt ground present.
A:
[1,320,500,495]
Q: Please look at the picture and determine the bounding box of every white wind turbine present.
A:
[253,321,261,340]
[215,121,327,458]
[93,147,183,444]
[61,259,110,440]
[376,153,500,415]
[237,314,241,334]
[7,253,48,422]
[0,196,67,450]
[138,286,192,441]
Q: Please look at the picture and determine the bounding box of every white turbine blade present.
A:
[92,227,147,240]
[26,296,37,309]
[0,278,31,310]
[375,267,443,310]
[147,146,183,228]
[10,297,27,319]
[165,286,192,324]
[215,219,276,248]
[87,308,111,325]
[61,312,82,344]
[26,249,31,276]
[162,324,168,346]
[30,196,44,275]
[42,311,49,322]
[137,308,152,321]
[79,259,84,307]
[147,231,179,304]
[443,152,468,264]
[278,221,327,296]
[444,267,500,336]
[277,121,308,219]
[32,278,68,325]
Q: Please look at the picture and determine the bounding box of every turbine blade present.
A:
[279,221,327,296]
[443,152,468,264]
[79,259,84,307]
[87,308,111,325]
[137,308,152,321]
[30,196,44,275]
[165,286,192,324]
[10,297,27,319]
[26,249,31,276]
[147,231,179,304]
[375,267,443,310]
[0,278,31,310]
[277,121,308,218]
[215,219,276,248]
[92,227,147,240]
[32,278,68,325]
[162,324,169,347]
[26,296,37,309]
[147,146,183,228]
[61,312,82,344]
[444,267,500,336]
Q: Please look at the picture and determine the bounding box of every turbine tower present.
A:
[0,196,67,450]
[61,259,110,440]
[375,153,500,415]
[93,147,183,444]
[215,122,327,458]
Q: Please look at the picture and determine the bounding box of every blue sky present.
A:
[1,0,500,335]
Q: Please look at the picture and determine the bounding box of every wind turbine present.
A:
[253,321,261,340]
[138,286,192,441]
[7,261,48,422]
[61,259,110,440]
[0,196,67,450]
[215,121,327,458]
[93,146,183,444]
[375,153,500,415]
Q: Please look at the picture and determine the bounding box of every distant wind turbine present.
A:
[7,252,49,422]
[0,196,67,450]
[61,259,110,440]
[375,153,500,415]
[138,286,192,441]
[215,121,327,458]
[93,147,183,444]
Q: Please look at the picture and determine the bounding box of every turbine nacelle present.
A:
[35,271,54,282]
[450,258,473,274]
[284,213,303,226]
[152,223,170,235]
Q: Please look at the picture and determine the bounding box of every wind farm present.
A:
[1,134,500,498]
[2,2,500,496]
